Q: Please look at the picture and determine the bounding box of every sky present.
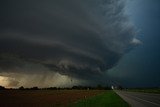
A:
[108,0,160,88]
[0,0,159,88]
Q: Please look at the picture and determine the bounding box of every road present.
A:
[115,90,160,107]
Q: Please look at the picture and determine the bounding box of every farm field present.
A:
[0,90,106,107]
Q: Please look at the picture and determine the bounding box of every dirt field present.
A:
[0,90,105,107]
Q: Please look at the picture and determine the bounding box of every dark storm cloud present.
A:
[0,0,139,80]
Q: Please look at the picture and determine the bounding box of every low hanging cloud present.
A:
[0,0,139,87]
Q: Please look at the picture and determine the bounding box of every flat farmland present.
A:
[0,90,106,107]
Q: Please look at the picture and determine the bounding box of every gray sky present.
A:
[0,0,159,88]
[108,0,160,88]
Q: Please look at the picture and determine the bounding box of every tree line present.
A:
[0,85,111,90]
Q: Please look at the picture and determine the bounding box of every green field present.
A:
[69,91,130,107]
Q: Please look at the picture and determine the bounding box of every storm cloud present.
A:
[0,0,139,87]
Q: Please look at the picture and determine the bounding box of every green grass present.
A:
[69,91,130,107]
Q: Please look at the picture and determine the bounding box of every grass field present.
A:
[0,90,129,107]
[69,91,130,107]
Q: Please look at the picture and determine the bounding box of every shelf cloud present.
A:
[0,0,139,87]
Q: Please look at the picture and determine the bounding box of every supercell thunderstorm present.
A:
[0,0,140,87]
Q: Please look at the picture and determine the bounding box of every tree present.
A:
[19,86,24,90]
[97,84,103,90]
[31,87,39,90]
[0,86,5,90]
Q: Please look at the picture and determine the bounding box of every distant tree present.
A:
[97,84,103,90]
[118,85,123,90]
[46,87,57,90]
[19,86,24,90]
[104,86,111,90]
[0,86,5,90]
[31,87,39,90]
[72,86,79,89]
